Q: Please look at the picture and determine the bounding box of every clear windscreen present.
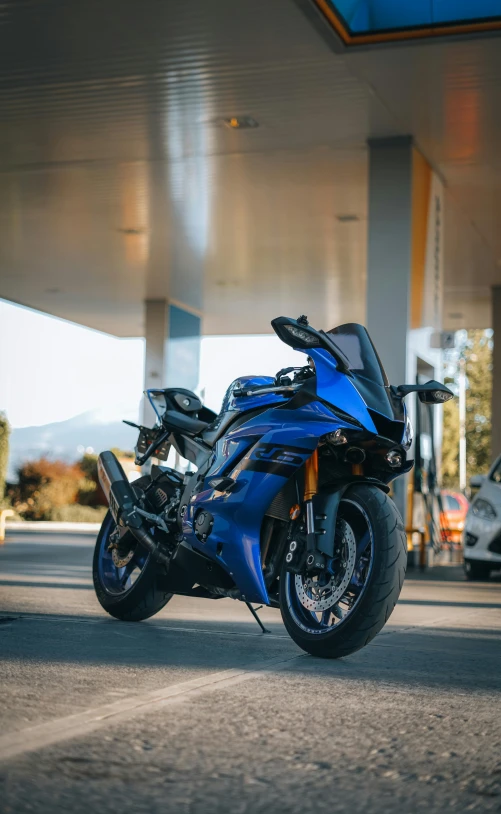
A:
[326,323,403,422]
[327,323,389,386]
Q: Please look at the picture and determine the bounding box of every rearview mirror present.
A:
[469,475,485,489]
[396,380,454,405]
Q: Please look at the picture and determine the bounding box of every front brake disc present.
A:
[295,519,357,611]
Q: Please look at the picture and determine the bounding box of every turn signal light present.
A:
[325,429,348,446]
[386,450,403,468]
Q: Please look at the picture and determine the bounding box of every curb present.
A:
[5,522,101,533]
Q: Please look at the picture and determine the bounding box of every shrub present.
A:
[0,413,10,501]
[78,452,98,481]
[12,458,92,521]
[51,504,107,523]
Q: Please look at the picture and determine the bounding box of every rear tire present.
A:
[464,559,491,581]
[92,476,173,621]
[279,484,407,659]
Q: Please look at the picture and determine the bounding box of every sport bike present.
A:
[93,316,452,658]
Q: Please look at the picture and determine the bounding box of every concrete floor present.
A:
[0,530,500,814]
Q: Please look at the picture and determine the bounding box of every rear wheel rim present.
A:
[97,513,150,597]
[285,499,374,635]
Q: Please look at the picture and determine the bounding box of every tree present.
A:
[442,388,460,488]
[0,412,10,503]
[442,330,492,489]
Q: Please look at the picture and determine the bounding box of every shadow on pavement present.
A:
[0,611,500,693]
[0,580,92,590]
[397,598,501,609]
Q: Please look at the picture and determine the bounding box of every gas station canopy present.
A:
[1,0,501,337]
[317,0,501,40]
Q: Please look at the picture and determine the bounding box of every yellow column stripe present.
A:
[410,149,432,330]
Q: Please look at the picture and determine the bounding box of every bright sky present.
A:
[0,299,302,429]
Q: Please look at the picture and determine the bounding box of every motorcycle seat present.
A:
[163,410,209,436]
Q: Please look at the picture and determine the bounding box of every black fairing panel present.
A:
[164,541,235,593]
[202,406,274,449]
[170,432,211,468]
[202,412,238,447]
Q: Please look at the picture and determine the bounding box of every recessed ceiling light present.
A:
[337,214,359,223]
[117,227,146,235]
[223,116,259,130]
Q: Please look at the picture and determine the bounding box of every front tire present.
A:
[464,559,491,581]
[279,484,407,659]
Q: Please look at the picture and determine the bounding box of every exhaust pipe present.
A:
[97,451,169,565]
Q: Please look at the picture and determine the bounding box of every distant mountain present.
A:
[8,408,140,481]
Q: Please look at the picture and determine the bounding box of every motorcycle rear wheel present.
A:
[279,484,406,659]
[92,477,173,621]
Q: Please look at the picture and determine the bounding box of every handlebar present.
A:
[233,384,299,398]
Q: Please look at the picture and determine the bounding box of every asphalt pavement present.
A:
[0,530,500,814]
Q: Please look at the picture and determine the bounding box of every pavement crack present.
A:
[0,615,20,626]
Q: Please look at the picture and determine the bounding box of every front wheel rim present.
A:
[97,513,150,597]
[285,499,374,636]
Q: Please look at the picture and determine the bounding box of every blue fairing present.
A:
[182,348,383,604]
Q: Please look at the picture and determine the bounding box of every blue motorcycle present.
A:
[93,316,452,658]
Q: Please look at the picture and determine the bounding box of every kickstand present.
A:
[245,602,270,634]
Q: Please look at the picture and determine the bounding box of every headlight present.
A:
[284,325,320,346]
[324,429,348,446]
[401,413,414,450]
[386,450,403,468]
[471,498,497,520]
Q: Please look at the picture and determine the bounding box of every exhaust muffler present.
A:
[97,451,169,565]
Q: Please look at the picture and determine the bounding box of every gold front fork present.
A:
[304,449,319,561]
[304,448,319,502]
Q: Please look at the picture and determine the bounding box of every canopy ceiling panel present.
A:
[0,0,500,335]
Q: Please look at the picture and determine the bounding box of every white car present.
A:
[463,456,501,579]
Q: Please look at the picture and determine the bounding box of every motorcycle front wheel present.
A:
[279,483,407,659]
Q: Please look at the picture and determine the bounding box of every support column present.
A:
[166,305,201,392]
[143,299,202,425]
[491,286,501,462]
[366,138,414,519]
[366,137,413,388]
[143,299,169,424]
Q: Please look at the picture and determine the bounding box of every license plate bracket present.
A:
[135,429,171,462]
